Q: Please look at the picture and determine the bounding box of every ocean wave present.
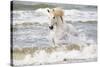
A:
[13,44,97,65]
[13,1,97,11]
[64,9,97,22]
[12,19,97,48]
[12,8,97,25]
[12,2,97,66]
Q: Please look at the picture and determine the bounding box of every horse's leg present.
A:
[53,36,59,47]
[49,31,55,47]
[52,38,56,47]
[50,36,57,47]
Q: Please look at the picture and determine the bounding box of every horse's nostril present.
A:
[49,26,53,30]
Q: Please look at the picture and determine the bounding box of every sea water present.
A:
[12,2,97,65]
[12,3,97,48]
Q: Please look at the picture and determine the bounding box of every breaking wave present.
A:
[12,7,97,66]
[12,8,97,25]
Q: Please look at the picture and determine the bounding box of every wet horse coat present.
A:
[47,8,78,46]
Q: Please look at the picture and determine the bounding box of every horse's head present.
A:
[47,8,64,30]
[47,8,57,30]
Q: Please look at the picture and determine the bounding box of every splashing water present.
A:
[12,3,97,66]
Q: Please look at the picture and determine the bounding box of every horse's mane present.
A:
[52,7,64,16]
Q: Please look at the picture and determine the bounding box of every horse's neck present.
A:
[56,16,65,27]
[54,16,65,35]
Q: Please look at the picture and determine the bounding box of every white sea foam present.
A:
[13,44,97,65]
[12,8,97,25]
[64,9,97,22]
[13,8,97,66]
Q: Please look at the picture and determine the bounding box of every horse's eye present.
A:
[53,16,55,19]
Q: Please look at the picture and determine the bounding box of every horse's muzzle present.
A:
[49,25,53,30]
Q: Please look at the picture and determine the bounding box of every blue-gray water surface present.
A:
[12,2,97,48]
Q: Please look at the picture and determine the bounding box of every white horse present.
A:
[47,8,78,46]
